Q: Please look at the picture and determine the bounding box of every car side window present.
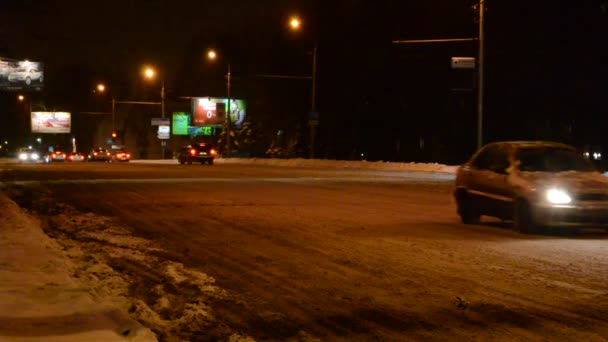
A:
[471,145,511,173]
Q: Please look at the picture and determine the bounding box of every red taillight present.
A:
[62,154,66,158]
[69,155,73,160]
[210,149,217,155]
[126,154,131,158]
[189,148,196,156]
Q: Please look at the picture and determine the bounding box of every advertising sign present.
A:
[192,97,247,128]
[31,112,71,133]
[188,126,217,136]
[0,57,44,91]
[172,113,190,135]
[192,98,225,126]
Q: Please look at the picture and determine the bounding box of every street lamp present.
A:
[95,83,116,134]
[288,15,318,159]
[143,66,168,158]
[17,95,25,101]
[207,49,232,158]
[143,66,165,118]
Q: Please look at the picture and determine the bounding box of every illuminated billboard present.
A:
[0,57,44,91]
[172,112,190,135]
[192,97,246,128]
[31,112,71,134]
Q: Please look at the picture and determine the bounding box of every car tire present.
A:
[455,190,480,224]
[208,159,214,165]
[187,159,193,165]
[514,199,536,234]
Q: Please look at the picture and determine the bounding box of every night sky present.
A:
[1,0,607,163]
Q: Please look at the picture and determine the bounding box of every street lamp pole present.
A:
[161,80,165,118]
[477,0,485,150]
[111,97,116,133]
[225,63,232,158]
[309,43,318,159]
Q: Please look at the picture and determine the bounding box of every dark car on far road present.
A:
[454,141,608,234]
[177,143,216,165]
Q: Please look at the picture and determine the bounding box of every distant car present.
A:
[16,147,40,162]
[8,67,43,85]
[44,150,67,163]
[111,149,131,162]
[454,141,608,233]
[88,147,112,162]
[67,152,87,162]
[177,143,216,165]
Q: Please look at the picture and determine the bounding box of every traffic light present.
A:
[111,132,117,141]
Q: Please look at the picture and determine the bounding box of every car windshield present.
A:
[516,147,597,172]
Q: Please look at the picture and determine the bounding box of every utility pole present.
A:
[477,0,485,150]
[309,43,318,159]
[391,1,486,151]
[226,63,232,158]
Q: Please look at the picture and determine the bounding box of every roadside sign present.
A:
[451,57,476,69]
[157,125,170,139]
[151,118,170,126]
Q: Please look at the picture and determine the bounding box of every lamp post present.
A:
[95,83,116,134]
[289,16,318,159]
[207,49,232,157]
[477,0,485,150]
[144,67,167,158]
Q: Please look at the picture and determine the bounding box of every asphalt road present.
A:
[2,160,608,341]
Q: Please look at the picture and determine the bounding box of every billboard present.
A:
[31,112,71,134]
[172,112,190,135]
[0,57,44,91]
[192,97,246,128]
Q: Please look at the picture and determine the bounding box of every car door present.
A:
[467,144,514,219]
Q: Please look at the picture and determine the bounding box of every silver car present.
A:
[454,141,608,233]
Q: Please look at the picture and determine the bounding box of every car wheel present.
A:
[187,159,193,165]
[455,190,480,224]
[208,159,214,165]
[514,199,536,234]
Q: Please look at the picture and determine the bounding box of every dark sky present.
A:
[1,1,607,162]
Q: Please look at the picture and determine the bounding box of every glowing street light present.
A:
[289,16,301,30]
[144,67,156,79]
[17,95,25,101]
[207,49,217,60]
[96,84,106,93]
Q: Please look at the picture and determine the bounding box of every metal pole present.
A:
[477,0,485,150]
[161,80,165,118]
[161,80,166,158]
[111,97,115,133]
[226,63,231,158]
[309,44,318,159]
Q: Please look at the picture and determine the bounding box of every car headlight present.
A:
[18,153,27,160]
[31,153,39,160]
[546,188,572,205]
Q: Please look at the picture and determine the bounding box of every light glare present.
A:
[289,17,301,30]
[546,189,572,205]
[144,68,155,79]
